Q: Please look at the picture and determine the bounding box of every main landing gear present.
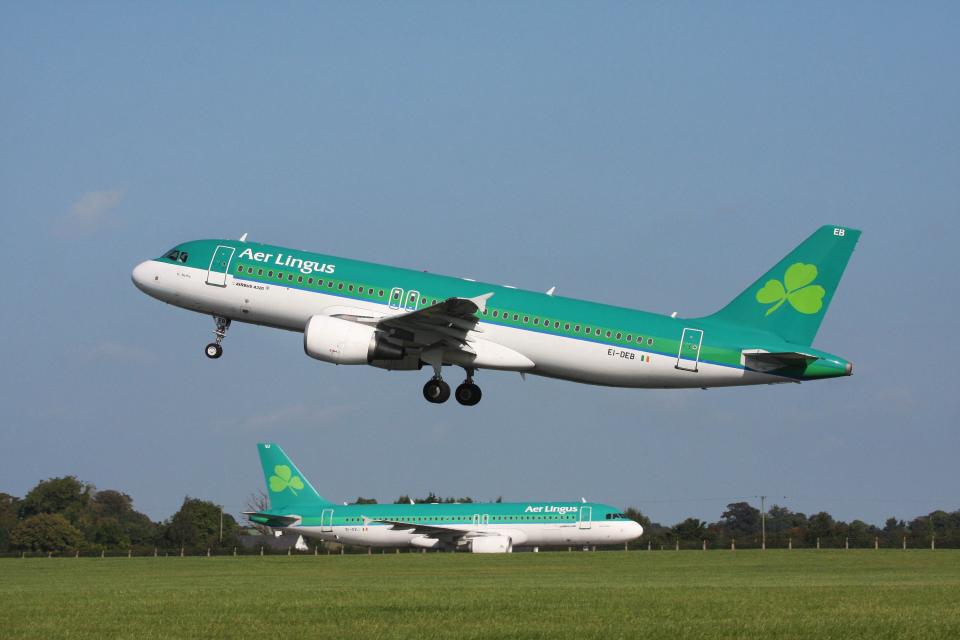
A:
[204,315,230,359]
[422,368,482,406]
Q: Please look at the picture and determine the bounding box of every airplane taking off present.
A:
[132,225,860,405]
[246,443,643,553]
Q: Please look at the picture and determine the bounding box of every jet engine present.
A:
[304,315,404,365]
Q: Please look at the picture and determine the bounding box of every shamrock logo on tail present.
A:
[756,263,825,316]
[269,465,304,496]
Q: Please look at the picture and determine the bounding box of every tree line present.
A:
[2,476,957,554]
[0,477,240,554]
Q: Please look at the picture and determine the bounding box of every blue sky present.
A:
[1,3,957,527]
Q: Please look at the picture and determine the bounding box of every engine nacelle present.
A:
[470,535,513,554]
[304,315,404,365]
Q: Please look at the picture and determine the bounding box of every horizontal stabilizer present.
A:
[742,350,817,371]
[243,512,302,527]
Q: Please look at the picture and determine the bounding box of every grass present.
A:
[1,550,958,639]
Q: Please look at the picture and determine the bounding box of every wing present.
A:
[363,517,498,541]
[356,292,494,352]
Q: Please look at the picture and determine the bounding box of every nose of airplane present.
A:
[131,261,155,293]
[630,521,644,540]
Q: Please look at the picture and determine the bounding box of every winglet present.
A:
[469,292,494,314]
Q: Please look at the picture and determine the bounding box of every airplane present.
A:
[245,442,644,553]
[131,225,860,405]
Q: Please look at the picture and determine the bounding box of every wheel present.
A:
[205,343,223,359]
[422,379,451,404]
[455,383,482,406]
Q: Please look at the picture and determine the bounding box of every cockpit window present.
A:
[164,250,180,261]
[178,252,188,263]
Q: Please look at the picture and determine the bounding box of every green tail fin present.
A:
[257,443,332,510]
[703,225,861,346]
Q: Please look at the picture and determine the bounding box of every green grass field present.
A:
[2,551,958,639]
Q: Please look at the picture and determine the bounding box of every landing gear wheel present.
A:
[423,379,451,404]
[455,383,482,406]
[205,315,231,360]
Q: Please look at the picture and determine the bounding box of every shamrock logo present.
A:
[755,263,825,316]
[268,465,304,496]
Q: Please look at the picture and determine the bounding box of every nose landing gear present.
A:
[205,315,230,359]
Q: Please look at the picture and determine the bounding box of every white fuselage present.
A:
[133,260,776,388]
[286,519,642,550]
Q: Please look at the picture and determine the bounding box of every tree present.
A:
[721,502,761,539]
[10,514,84,552]
[0,493,21,552]
[352,497,378,504]
[672,517,709,543]
[20,476,92,521]
[164,498,238,551]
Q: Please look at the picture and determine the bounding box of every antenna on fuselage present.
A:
[239,233,248,242]
[580,497,587,503]
[546,286,556,296]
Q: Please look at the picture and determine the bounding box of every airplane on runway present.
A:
[132,225,860,405]
[245,443,643,553]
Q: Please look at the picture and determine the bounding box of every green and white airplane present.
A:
[132,225,859,405]
[246,443,644,552]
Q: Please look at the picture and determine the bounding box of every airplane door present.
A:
[579,507,592,530]
[389,287,404,310]
[404,290,420,311]
[676,328,704,372]
[206,245,236,287]
[320,508,334,532]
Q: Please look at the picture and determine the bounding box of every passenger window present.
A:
[513,314,519,321]
[636,336,643,343]
[533,318,539,325]
[298,276,303,283]
[328,281,333,288]
[595,329,601,336]
[348,284,354,291]
[236,265,244,273]
[605,330,611,338]
[338,283,344,290]
[258,269,263,276]
[626,334,632,341]
[554,321,560,329]
[648,338,654,345]
[378,289,384,297]
[288,274,294,281]
[248,267,254,274]
[493,311,499,318]
[564,323,570,330]
[585,327,590,334]
[267,271,274,277]
[523,316,529,323]
[575,325,580,332]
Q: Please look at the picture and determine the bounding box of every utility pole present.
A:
[760,495,766,550]
[220,507,224,543]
